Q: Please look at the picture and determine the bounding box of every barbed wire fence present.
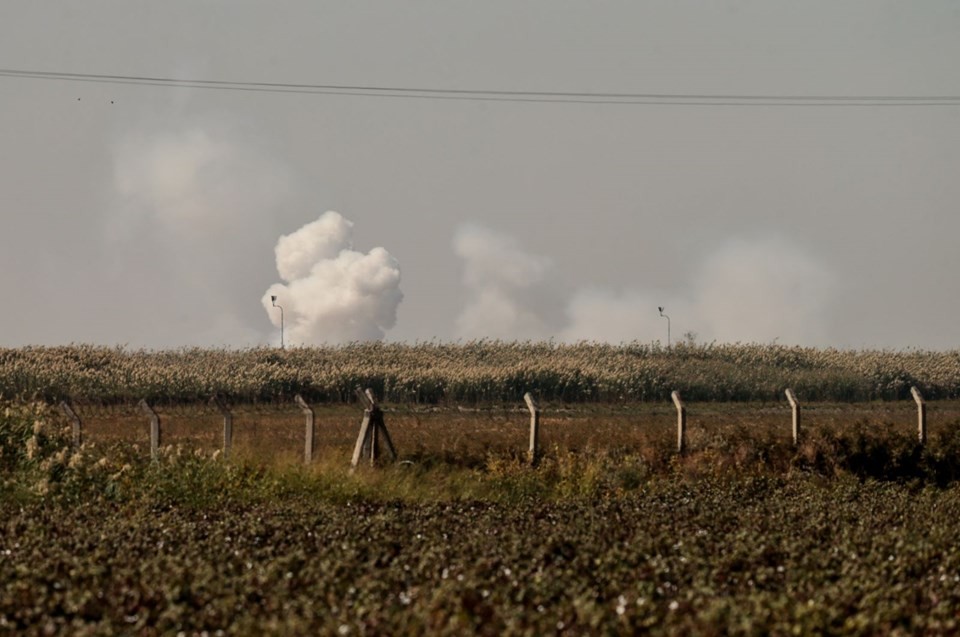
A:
[47,387,949,470]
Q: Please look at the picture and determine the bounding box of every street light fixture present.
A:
[271,295,284,349]
[658,306,671,347]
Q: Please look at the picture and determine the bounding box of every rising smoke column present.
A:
[561,237,834,345]
[113,126,289,241]
[562,288,681,343]
[692,237,834,344]
[453,224,835,345]
[109,122,292,346]
[453,224,564,339]
[262,212,403,345]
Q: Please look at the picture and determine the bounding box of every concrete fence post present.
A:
[211,395,233,459]
[364,389,381,462]
[911,386,927,445]
[138,399,161,460]
[294,395,315,464]
[785,388,801,446]
[60,401,82,447]
[351,388,373,469]
[351,388,397,469]
[524,393,540,466]
[671,391,686,455]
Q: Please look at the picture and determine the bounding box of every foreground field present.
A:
[5,399,960,634]
[4,466,960,635]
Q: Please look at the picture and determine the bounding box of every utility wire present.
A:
[1,67,959,106]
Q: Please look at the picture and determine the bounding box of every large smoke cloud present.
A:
[454,224,834,346]
[111,121,403,347]
[262,212,403,345]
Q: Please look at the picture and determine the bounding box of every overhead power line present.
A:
[1,67,959,106]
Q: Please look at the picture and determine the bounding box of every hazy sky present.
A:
[2,1,959,349]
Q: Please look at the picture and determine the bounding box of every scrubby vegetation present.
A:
[3,342,960,405]
[4,399,960,634]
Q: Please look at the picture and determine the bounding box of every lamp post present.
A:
[271,295,284,349]
[658,306,671,347]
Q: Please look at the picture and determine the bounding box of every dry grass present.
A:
[8,342,960,404]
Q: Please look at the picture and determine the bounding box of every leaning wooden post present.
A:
[211,395,233,459]
[911,386,927,445]
[671,391,686,454]
[60,401,82,447]
[524,393,540,465]
[785,388,801,446]
[138,399,161,460]
[294,394,315,465]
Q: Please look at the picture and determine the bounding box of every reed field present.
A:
[4,342,960,404]
[5,344,960,634]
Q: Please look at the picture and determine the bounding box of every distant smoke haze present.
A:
[112,125,289,242]
[262,212,403,345]
[107,122,829,348]
[112,124,405,347]
[108,121,293,347]
[692,238,834,344]
[562,288,670,344]
[453,224,564,339]
[454,224,835,346]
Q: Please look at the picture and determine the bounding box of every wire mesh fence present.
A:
[49,393,960,468]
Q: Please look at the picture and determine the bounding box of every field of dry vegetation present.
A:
[4,341,960,404]
[4,344,960,634]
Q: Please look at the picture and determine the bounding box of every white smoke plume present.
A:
[107,121,293,347]
[112,126,289,241]
[262,212,403,345]
[455,224,834,346]
[453,224,563,339]
[691,237,834,344]
[562,289,683,343]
